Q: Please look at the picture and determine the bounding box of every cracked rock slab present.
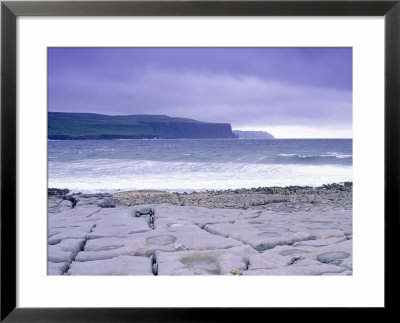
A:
[248,239,352,272]
[244,259,347,275]
[151,204,262,229]
[204,222,317,251]
[86,208,151,239]
[48,222,96,245]
[155,245,257,275]
[67,255,153,275]
[48,238,85,263]
[48,196,74,214]
[204,209,351,252]
[48,261,70,275]
[48,191,352,276]
[76,224,243,262]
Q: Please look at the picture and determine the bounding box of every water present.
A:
[48,139,352,193]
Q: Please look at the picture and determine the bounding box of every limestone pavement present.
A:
[48,185,352,276]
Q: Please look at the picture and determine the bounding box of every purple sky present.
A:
[48,48,352,138]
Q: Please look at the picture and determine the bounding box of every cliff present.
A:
[48,112,237,139]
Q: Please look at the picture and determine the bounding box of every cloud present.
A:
[49,67,352,129]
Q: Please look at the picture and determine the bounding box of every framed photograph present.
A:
[1,0,398,321]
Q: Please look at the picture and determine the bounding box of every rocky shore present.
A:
[48,183,352,276]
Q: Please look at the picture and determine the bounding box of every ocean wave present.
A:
[48,159,352,192]
[277,153,352,159]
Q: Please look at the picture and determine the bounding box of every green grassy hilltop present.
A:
[48,112,237,139]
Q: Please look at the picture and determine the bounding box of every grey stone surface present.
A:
[67,255,153,275]
[76,224,243,262]
[204,221,318,251]
[86,207,151,239]
[48,261,69,275]
[244,259,347,275]
[48,238,85,263]
[317,251,350,264]
[247,238,352,274]
[48,196,74,214]
[48,186,352,276]
[155,245,256,275]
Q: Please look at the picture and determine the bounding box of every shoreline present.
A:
[49,182,352,212]
[48,181,352,196]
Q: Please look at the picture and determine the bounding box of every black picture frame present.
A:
[1,0,399,321]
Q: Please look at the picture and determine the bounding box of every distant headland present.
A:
[48,112,240,140]
[233,130,275,139]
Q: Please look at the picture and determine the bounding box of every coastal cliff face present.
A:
[48,112,237,139]
[148,121,236,139]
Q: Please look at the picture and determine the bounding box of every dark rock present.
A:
[48,188,70,196]
[61,195,78,207]
[138,208,154,215]
[98,199,115,208]
[288,256,302,265]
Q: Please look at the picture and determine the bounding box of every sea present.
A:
[48,138,352,193]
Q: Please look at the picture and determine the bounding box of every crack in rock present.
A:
[151,254,158,275]
[85,209,101,218]
[198,223,261,253]
[62,224,96,275]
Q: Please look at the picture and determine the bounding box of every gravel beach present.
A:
[48,183,352,275]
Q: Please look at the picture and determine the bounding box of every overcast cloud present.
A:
[48,48,352,138]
